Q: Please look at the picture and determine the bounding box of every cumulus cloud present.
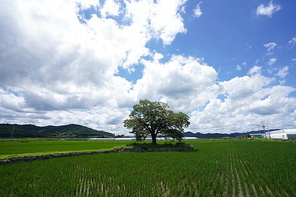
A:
[0,0,187,131]
[256,1,281,17]
[100,0,121,18]
[189,74,295,133]
[0,90,26,112]
[221,74,272,100]
[0,0,295,135]
[248,86,296,115]
[148,0,187,45]
[132,55,219,113]
[193,2,203,18]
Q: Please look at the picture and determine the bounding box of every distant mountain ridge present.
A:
[184,129,281,139]
[0,124,115,138]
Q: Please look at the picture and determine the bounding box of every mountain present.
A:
[184,129,281,139]
[0,124,115,138]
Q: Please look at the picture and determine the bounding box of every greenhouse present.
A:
[268,129,296,140]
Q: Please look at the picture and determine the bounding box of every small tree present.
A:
[124,99,190,144]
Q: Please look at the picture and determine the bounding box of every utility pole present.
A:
[261,121,266,138]
[266,124,270,139]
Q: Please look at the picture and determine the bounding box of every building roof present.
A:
[269,129,296,134]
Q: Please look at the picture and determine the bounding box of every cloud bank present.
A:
[0,0,295,134]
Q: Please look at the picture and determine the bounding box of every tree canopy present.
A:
[124,99,190,144]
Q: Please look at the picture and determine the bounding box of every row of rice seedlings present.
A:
[232,140,295,197]
[256,141,294,196]
[236,157,257,197]
[232,141,269,196]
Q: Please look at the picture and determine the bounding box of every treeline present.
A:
[184,131,242,138]
[0,124,115,138]
[184,129,281,139]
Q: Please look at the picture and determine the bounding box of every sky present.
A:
[0,0,296,135]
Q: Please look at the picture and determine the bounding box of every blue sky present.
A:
[0,0,295,134]
[117,0,296,89]
[144,0,296,81]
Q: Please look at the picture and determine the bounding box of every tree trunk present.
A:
[151,133,157,145]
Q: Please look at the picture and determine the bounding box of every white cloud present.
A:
[267,58,277,65]
[148,0,187,45]
[256,1,281,17]
[132,55,219,113]
[221,74,272,100]
[236,65,242,71]
[288,37,296,48]
[0,0,187,132]
[263,42,277,55]
[249,86,296,115]
[100,0,121,18]
[0,0,295,135]
[77,0,100,10]
[189,75,295,133]
[0,91,26,112]
[278,80,286,85]
[276,66,289,79]
[237,62,247,71]
[248,66,262,76]
[193,2,202,18]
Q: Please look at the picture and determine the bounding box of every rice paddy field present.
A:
[0,140,127,159]
[0,139,295,196]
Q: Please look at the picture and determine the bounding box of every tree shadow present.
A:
[126,141,191,148]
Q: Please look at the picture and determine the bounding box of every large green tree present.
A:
[124,99,190,144]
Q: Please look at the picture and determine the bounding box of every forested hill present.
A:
[0,124,115,138]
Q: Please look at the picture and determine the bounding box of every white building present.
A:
[268,129,296,140]
[249,133,266,139]
[183,137,198,140]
